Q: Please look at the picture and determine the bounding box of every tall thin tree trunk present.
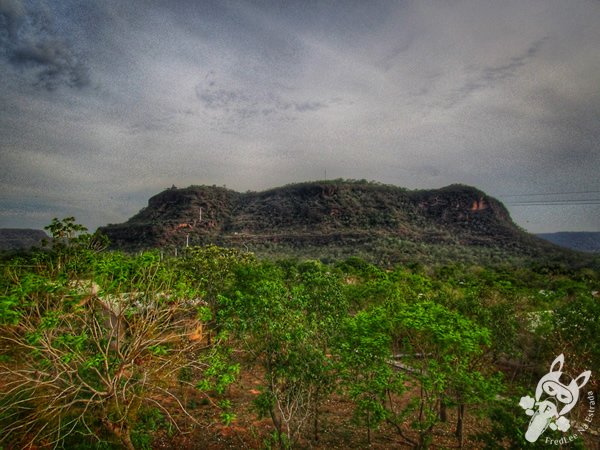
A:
[269,407,284,449]
[439,399,448,422]
[313,390,320,442]
[367,408,371,446]
[455,403,465,448]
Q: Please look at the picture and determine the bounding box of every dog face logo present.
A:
[519,354,591,443]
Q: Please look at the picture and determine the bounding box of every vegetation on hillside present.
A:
[98,180,594,268]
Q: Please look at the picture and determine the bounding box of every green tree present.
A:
[219,261,345,448]
[42,217,109,274]
[389,301,501,448]
[335,307,409,446]
[293,261,348,441]
[176,245,254,343]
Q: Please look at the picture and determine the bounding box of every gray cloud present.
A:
[0,0,90,90]
[195,73,329,130]
[293,101,325,112]
[482,38,546,82]
[0,0,25,38]
[197,86,253,111]
[9,39,90,89]
[426,37,549,111]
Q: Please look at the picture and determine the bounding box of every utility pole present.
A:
[186,233,189,248]
[199,207,202,222]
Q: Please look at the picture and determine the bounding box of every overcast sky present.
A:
[1,0,599,233]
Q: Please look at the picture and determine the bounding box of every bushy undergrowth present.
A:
[1,218,598,449]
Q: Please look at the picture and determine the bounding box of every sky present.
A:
[1,0,599,234]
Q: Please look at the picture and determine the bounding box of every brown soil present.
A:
[150,366,489,450]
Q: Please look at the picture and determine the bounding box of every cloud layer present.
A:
[0,0,90,89]
[1,0,599,233]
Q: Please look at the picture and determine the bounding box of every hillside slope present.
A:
[0,229,47,251]
[537,232,600,253]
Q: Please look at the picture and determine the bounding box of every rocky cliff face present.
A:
[102,185,240,248]
[99,180,559,261]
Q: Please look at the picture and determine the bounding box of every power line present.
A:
[499,189,600,207]
[507,199,600,204]
[507,200,600,206]
[500,190,600,197]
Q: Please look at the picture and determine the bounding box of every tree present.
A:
[42,217,109,274]
[292,261,348,442]
[335,306,408,446]
[389,301,501,448]
[176,245,254,343]
[219,261,345,448]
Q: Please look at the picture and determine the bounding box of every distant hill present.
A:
[537,232,600,253]
[99,180,587,266]
[0,229,47,251]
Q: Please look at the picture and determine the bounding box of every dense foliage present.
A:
[1,218,598,449]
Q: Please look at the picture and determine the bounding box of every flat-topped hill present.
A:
[99,180,584,265]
